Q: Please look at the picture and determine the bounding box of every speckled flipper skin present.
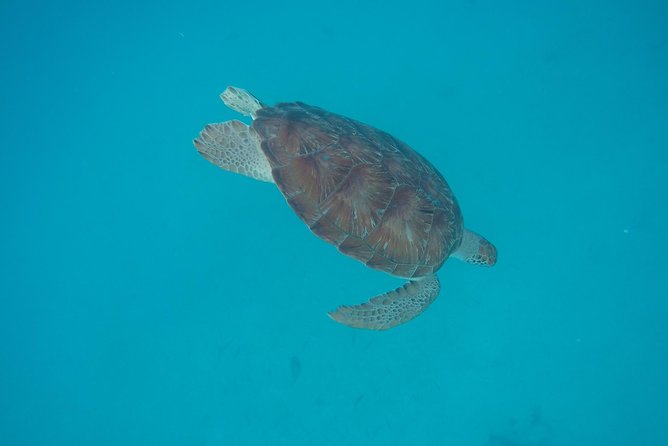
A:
[329,274,440,330]
[194,120,273,183]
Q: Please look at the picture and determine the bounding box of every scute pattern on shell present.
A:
[253,102,463,278]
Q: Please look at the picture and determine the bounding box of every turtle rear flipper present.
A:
[329,274,440,330]
[221,86,264,118]
[194,120,274,183]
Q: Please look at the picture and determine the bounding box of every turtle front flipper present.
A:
[329,274,440,330]
[194,120,274,183]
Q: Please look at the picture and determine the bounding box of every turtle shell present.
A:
[252,102,463,279]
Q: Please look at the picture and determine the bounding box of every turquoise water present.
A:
[1,1,667,444]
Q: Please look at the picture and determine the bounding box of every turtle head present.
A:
[452,229,497,266]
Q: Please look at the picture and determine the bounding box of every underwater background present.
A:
[1,0,667,445]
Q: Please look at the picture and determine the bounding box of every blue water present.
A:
[1,1,667,444]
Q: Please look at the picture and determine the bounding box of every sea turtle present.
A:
[194,86,496,330]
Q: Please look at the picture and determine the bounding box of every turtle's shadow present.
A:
[485,405,553,446]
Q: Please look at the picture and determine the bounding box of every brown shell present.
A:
[252,102,463,279]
